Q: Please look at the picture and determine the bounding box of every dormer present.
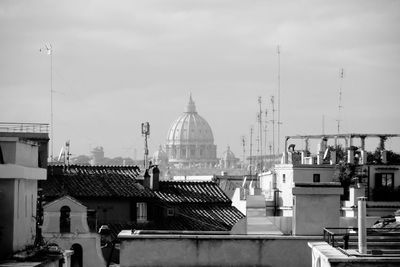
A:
[42,195,90,234]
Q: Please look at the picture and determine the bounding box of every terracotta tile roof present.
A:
[155,181,231,203]
[41,165,154,198]
[168,205,245,231]
[102,205,245,233]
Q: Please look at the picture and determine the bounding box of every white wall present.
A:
[275,164,336,210]
[13,178,37,252]
[119,233,322,267]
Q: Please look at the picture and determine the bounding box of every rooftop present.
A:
[41,164,154,198]
[155,181,231,203]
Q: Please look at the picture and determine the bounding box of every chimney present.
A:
[301,151,307,164]
[360,136,367,165]
[347,148,355,164]
[358,197,367,254]
[381,150,388,164]
[330,150,337,165]
[152,166,160,190]
[143,169,151,188]
[317,138,327,165]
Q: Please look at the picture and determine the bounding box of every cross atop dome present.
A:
[185,93,197,113]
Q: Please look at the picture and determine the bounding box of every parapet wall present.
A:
[118,231,321,267]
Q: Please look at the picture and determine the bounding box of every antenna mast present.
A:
[249,127,253,178]
[241,136,246,168]
[141,122,150,169]
[277,45,282,156]
[40,43,54,161]
[258,97,263,171]
[264,109,268,168]
[270,96,276,157]
[337,68,344,134]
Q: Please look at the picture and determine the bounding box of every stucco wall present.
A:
[0,139,38,167]
[0,178,38,259]
[83,199,132,223]
[369,165,400,190]
[13,179,37,251]
[43,197,90,234]
[292,186,342,236]
[119,233,321,267]
[43,233,106,267]
[0,179,15,259]
[276,165,336,209]
[309,242,400,267]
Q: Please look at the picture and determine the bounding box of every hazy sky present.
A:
[1,0,400,159]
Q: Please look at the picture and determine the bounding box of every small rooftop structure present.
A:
[283,133,400,165]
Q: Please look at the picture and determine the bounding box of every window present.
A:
[60,206,71,233]
[313,174,321,183]
[167,208,175,217]
[282,174,286,183]
[137,202,147,222]
[376,173,394,189]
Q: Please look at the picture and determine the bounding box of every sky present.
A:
[1,0,400,159]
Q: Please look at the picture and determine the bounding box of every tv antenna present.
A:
[277,45,282,156]
[337,68,344,134]
[241,136,246,167]
[249,126,253,178]
[40,43,54,161]
[270,96,276,157]
[258,97,263,170]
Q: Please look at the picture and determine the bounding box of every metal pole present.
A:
[277,45,281,156]
[258,97,263,170]
[50,49,54,161]
[249,127,253,179]
[271,96,275,157]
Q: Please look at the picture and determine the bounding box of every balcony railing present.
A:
[0,122,49,133]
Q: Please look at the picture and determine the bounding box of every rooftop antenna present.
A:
[256,114,260,160]
[322,115,325,135]
[277,45,282,156]
[40,43,54,161]
[141,122,150,169]
[270,96,276,157]
[57,140,71,165]
[65,140,71,165]
[264,109,268,169]
[241,136,246,168]
[249,126,253,179]
[337,68,344,134]
[258,97,263,171]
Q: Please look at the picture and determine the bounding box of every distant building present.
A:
[165,95,218,168]
[220,146,239,169]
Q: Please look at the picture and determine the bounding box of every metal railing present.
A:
[0,122,49,133]
[324,227,400,255]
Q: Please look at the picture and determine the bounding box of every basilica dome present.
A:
[166,95,217,167]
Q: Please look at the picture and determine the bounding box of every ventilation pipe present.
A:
[358,197,367,254]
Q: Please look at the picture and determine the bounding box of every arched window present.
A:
[70,243,83,267]
[60,206,71,233]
